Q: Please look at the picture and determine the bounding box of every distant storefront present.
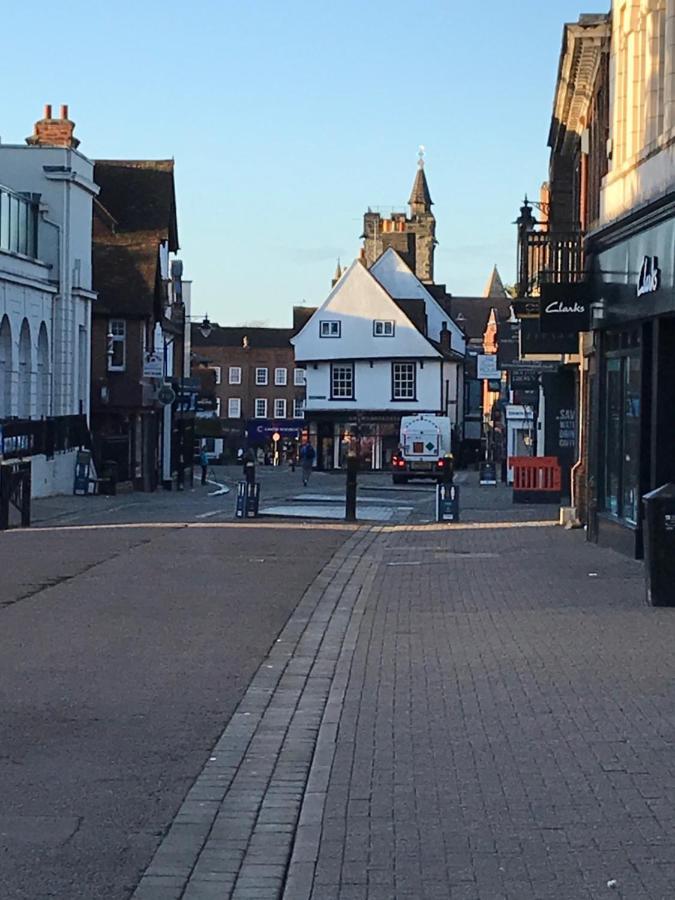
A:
[587,197,675,558]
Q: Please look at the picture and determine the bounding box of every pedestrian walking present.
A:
[299,440,316,486]
[199,446,209,485]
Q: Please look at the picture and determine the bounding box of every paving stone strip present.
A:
[131,525,381,900]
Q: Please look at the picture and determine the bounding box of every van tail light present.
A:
[436,459,445,469]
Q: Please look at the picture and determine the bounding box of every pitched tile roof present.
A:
[449,297,513,340]
[191,325,296,349]
[92,160,178,317]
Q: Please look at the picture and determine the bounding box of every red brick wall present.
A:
[193,344,305,421]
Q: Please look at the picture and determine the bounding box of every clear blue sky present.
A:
[1,0,600,326]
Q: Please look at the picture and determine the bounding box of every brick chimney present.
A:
[440,320,451,351]
[26,104,80,149]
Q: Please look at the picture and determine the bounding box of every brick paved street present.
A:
[285,524,656,900]
[129,511,675,900]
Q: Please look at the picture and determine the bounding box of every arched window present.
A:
[18,318,32,419]
[0,315,11,418]
[37,323,50,418]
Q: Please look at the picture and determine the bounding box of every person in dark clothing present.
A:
[299,440,316,486]
[199,446,209,485]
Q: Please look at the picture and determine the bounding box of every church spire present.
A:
[331,258,343,288]
[409,145,433,215]
[483,264,507,298]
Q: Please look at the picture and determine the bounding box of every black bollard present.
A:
[345,452,358,521]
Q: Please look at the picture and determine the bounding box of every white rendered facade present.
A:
[0,142,98,495]
[292,256,464,469]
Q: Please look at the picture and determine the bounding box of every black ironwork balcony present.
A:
[518,231,585,297]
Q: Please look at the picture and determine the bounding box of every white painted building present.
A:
[292,251,465,469]
[0,107,98,497]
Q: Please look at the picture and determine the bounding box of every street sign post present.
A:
[158,385,176,406]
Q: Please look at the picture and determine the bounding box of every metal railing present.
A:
[519,231,585,296]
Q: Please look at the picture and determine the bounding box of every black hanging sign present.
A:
[521,318,577,355]
[539,283,591,334]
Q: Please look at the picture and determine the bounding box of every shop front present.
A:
[246,419,305,465]
[588,199,675,558]
[310,413,402,471]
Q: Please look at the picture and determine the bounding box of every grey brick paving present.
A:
[284,521,675,900]
[133,517,675,900]
[131,526,381,900]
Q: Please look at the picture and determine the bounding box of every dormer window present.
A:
[373,320,395,337]
[320,320,341,338]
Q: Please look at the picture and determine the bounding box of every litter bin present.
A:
[642,483,675,606]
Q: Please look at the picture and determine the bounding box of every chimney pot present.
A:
[44,104,52,119]
[60,104,68,120]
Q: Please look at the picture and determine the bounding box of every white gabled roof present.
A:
[370,248,465,354]
[291,259,442,362]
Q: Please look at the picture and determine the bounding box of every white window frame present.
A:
[228,397,241,418]
[331,363,354,400]
[254,398,268,418]
[108,319,126,371]
[228,366,241,385]
[392,362,416,400]
[293,398,305,419]
[374,319,395,337]
[320,320,341,338]
[274,398,287,419]
[255,367,268,385]
[211,366,222,384]
[215,397,222,416]
[274,367,287,386]
[293,368,306,386]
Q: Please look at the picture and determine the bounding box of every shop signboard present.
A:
[497,322,520,368]
[143,351,164,379]
[246,419,304,442]
[539,283,591,333]
[476,354,500,380]
[509,368,540,391]
[520,318,577,355]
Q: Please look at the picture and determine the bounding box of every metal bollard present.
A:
[345,453,358,522]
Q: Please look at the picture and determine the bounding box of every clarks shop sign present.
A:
[637,256,660,297]
[539,283,590,333]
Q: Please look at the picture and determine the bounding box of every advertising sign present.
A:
[496,322,520,368]
[476,354,500,380]
[539,283,590,334]
[143,351,164,379]
[520,318,577,355]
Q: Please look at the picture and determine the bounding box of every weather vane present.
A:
[418,145,426,168]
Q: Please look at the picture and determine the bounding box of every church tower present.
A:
[362,153,437,283]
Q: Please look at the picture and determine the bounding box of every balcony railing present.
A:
[519,231,585,297]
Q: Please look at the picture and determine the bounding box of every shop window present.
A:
[602,342,641,525]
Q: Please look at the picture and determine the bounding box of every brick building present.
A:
[91,159,193,491]
[191,325,306,462]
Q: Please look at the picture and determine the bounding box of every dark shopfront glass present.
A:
[602,333,641,525]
